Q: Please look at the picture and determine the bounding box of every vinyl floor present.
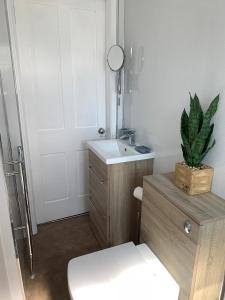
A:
[25,215,100,300]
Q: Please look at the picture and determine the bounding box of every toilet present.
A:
[67,242,179,300]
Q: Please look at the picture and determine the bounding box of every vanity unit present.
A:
[141,173,225,300]
[87,139,154,247]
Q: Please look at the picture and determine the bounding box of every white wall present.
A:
[106,0,124,138]
[124,0,225,199]
[0,241,12,300]
[106,0,118,138]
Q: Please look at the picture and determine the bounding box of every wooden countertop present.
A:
[144,173,225,225]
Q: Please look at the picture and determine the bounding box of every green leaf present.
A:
[181,144,188,164]
[191,152,203,167]
[181,131,192,165]
[180,93,219,168]
[191,95,219,155]
[181,109,189,140]
[194,94,203,130]
[206,95,220,120]
[201,139,216,161]
[202,124,214,153]
[188,93,203,145]
[191,126,211,156]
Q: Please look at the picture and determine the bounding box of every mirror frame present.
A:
[107,45,125,72]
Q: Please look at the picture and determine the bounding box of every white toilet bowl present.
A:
[67,242,179,300]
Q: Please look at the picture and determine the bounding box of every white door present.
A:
[15,0,106,223]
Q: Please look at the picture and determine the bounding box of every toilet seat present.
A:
[67,242,179,300]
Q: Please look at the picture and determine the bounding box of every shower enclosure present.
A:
[0,0,34,290]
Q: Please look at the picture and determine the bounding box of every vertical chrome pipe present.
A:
[17,146,34,278]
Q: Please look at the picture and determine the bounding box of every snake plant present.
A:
[181,93,219,168]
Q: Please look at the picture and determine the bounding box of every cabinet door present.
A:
[141,182,199,300]
[89,151,109,247]
[89,151,108,181]
[89,198,109,248]
[89,167,108,216]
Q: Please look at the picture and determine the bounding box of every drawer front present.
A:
[89,198,109,245]
[89,167,108,216]
[141,182,200,299]
[89,150,108,181]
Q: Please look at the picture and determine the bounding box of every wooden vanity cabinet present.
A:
[141,173,225,300]
[88,150,153,248]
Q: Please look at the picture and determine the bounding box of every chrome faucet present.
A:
[119,129,136,146]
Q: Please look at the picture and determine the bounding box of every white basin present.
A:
[86,139,155,165]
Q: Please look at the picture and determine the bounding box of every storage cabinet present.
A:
[141,173,225,300]
[88,150,153,247]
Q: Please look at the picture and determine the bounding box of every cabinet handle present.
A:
[89,166,105,184]
[184,221,192,234]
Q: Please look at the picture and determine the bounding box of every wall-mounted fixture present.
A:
[107,45,125,72]
[107,44,125,95]
[107,45,125,137]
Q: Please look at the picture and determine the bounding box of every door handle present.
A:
[98,128,105,135]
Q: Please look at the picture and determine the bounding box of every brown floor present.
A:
[25,215,100,300]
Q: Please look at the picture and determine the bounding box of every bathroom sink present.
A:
[86,139,155,165]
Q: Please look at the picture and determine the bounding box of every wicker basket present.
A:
[175,162,214,195]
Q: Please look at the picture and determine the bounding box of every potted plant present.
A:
[175,93,219,195]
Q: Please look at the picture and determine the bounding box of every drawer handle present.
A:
[89,166,105,184]
[184,221,192,234]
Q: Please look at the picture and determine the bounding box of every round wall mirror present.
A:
[107,45,125,72]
